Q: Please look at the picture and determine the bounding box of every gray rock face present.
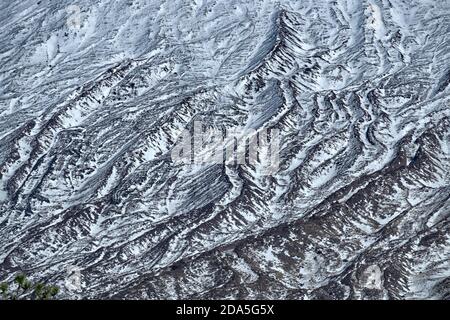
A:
[0,0,449,299]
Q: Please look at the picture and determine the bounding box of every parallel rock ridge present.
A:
[0,0,449,299]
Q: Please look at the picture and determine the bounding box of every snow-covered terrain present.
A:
[0,0,449,299]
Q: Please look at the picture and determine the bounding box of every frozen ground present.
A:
[0,0,449,299]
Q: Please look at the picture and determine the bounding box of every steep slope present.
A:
[0,0,449,299]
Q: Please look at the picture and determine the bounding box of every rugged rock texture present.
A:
[0,0,449,299]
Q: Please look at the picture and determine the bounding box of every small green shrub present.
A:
[0,273,59,300]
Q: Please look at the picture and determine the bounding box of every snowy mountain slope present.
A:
[0,0,449,299]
